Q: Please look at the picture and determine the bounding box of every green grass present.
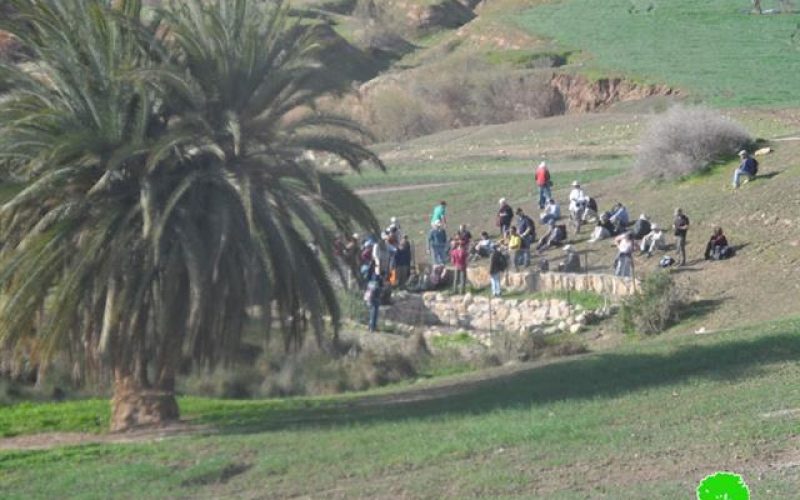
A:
[3,317,800,497]
[429,331,478,349]
[515,0,800,107]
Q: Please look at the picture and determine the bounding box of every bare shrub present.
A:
[635,105,752,180]
[364,84,444,141]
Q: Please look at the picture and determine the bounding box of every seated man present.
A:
[540,198,561,226]
[471,231,494,260]
[631,213,651,240]
[588,214,615,243]
[640,224,666,256]
[608,202,630,234]
[536,224,567,252]
[733,150,758,189]
[557,245,581,273]
[704,226,734,260]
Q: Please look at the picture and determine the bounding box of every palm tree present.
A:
[0,0,382,430]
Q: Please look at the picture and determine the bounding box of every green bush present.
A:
[618,271,685,335]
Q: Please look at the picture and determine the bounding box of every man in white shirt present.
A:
[568,181,589,232]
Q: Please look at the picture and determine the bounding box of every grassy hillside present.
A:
[514,0,800,106]
[3,317,800,497]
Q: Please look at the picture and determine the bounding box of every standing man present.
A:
[364,274,383,333]
[450,241,468,294]
[535,161,552,210]
[673,208,690,266]
[394,235,412,288]
[431,200,447,228]
[516,208,536,268]
[427,220,448,265]
[496,198,514,237]
[568,181,589,233]
[489,245,506,297]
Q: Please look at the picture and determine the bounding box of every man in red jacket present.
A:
[535,161,552,209]
[450,241,469,294]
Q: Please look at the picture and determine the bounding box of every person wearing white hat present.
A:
[535,161,552,209]
[558,244,581,273]
[733,149,758,189]
[631,213,652,240]
[496,198,514,237]
[568,181,589,232]
[640,223,666,256]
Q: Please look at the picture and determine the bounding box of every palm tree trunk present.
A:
[110,369,179,432]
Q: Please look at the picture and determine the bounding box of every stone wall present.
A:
[468,267,639,297]
[383,291,611,341]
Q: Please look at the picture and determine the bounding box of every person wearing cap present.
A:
[673,208,690,266]
[557,245,581,273]
[568,181,589,233]
[631,213,652,240]
[733,149,758,189]
[386,216,402,240]
[496,198,514,237]
[431,201,447,227]
[427,220,448,265]
[535,161,552,209]
[640,223,666,256]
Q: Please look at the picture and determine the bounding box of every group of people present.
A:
[355,149,753,331]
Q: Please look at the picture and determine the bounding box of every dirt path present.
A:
[0,422,212,452]
[355,182,456,196]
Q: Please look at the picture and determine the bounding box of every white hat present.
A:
[571,180,580,187]
[651,224,659,231]
[352,232,360,239]
[390,216,398,223]
[499,197,506,205]
[538,161,547,168]
[738,149,747,156]
[639,213,648,220]
[434,220,442,227]
[564,245,574,252]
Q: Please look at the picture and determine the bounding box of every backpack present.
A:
[659,255,676,268]
[751,158,759,176]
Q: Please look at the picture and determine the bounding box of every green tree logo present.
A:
[696,472,750,500]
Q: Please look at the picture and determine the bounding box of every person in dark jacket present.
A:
[557,245,581,273]
[704,227,733,260]
[516,208,536,267]
[497,198,514,237]
[488,245,507,297]
[364,275,383,333]
[427,221,448,265]
[631,213,652,240]
[733,150,758,189]
[673,208,690,266]
[393,235,412,287]
[536,223,567,252]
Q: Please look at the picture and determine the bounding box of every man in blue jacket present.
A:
[733,150,758,189]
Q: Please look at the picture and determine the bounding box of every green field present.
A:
[3,318,800,497]
[515,0,800,106]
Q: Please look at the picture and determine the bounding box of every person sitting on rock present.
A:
[536,223,567,252]
[631,213,652,240]
[557,245,581,273]
[704,226,734,260]
[640,223,666,256]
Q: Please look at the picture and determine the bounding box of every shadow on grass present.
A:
[194,320,800,435]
